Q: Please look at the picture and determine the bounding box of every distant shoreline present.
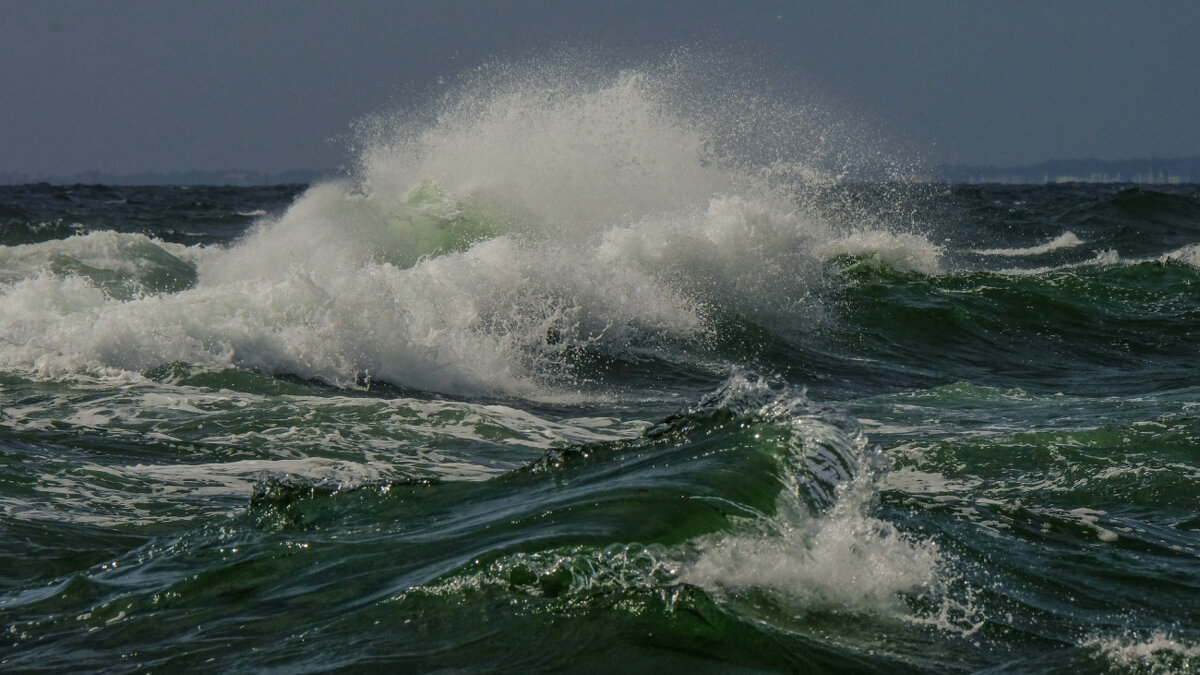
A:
[3,157,1200,186]
[0,168,336,187]
[931,156,1200,185]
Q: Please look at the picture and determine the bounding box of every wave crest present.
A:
[0,56,937,396]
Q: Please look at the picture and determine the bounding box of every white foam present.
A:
[1066,507,1119,542]
[881,467,983,495]
[974,231,1084,257]
[0,59,936,397]
[684,475,946,615]
[129,457,395,497]
[0,231,199,284]
[1,383,656,525]
[1162,243,1200,269]
[997,248,1121,276]
[679,376,956,622]
[819,229,944,275]
[1084,630,1200,673]
[356,68,736,229]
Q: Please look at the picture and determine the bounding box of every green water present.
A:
[2,177,1199,673]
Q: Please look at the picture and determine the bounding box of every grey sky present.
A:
[4,0,1199,177]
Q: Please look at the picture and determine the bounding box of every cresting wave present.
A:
[675,375,957,622]
[6,57,1199,671]
[0,59,940,397]
[0,60,963,644]
[973,230,1084,256]
[366,373,961,627]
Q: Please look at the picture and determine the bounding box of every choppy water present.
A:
[2,63,1199,673]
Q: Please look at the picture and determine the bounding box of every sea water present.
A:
[2,58,1199,673]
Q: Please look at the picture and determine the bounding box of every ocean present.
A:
[2,67,1199,673]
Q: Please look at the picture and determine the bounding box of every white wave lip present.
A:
[1162,243,1200,269]
[0,60,936,396]
[819,229,944,275]
[0,230,199,284]
[683,480,945,614]
[678,375,958,622]
[974,231,1084,257]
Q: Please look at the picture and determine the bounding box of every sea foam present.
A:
[0,57,935,396]
[1084,630,1200,674]
[974,231,1084,257]
[677,375,958,623]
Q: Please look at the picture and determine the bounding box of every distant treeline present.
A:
[934,157,1200,184]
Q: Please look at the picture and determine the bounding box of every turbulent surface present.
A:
[2,64,1200,673]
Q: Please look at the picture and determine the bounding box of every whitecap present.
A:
[974,231,1084,256]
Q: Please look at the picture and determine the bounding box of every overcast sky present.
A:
[4,0,1199,177]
